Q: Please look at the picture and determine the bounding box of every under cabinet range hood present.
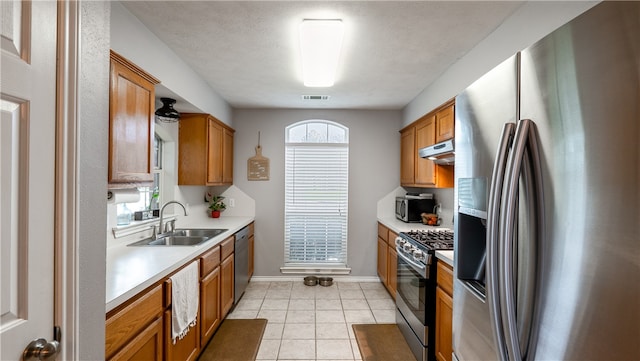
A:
[418,139,455,164]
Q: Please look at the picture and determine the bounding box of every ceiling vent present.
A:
[302,95,330,101]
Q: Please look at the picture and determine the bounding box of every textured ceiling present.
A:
[122,1,523,110]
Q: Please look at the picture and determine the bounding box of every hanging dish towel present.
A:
[171,261,199,344]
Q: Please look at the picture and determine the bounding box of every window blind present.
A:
[284,143,349,267]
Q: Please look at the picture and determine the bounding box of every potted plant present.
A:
[208,195,226,218]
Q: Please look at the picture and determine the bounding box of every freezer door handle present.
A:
[487,122,515,361]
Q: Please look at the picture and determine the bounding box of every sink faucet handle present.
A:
[150,225,157,240]
[165,219,176,233]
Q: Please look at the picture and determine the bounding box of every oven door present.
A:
[396,248,428,333]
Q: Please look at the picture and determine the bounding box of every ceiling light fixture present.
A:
[299,19,344,87]
[155,97,181,123]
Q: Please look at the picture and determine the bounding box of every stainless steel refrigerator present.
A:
[453,2,639,360]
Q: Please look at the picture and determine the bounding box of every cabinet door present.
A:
[400,127,415,186]
[386,245,397,300]
[178,114,207,185]
[164,309,199,361]
[415,115,436,186]
[105,284,163,359]
[220,255,235,318]
[178,113,234,186]
[200,266,221,348]
[377,237,388,285]
[435,104,455,143]
[222,128,234,184]
[108,317,163,361]
[435,286,453,361]
[109,52,157,185]
[206,118,224,185]
[248,234,254,280]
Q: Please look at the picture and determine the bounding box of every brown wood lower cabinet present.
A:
[199,246,222,348]
[105,284,163,360]
[435,261,454,361]
[106,225,250,361]
[164,308,199,361]
[220,253,234,318]
[247,221,255,281]
[377,237,388,285]
[387,244,398,298]
[377,223,398,300]
[109,316,163,361]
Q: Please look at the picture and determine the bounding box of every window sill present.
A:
[280,265,351,275]
[111,215,175,239]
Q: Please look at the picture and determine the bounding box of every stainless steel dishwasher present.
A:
[234,225,250,304]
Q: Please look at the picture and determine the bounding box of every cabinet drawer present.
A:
[105,284,163,359]
[163,261,200,307]
[378,223,388,243]
[437,261,454,296]
[388,230,398,245]
[200,246,221,278]
[220,235,234,260]
[248,222,255,237]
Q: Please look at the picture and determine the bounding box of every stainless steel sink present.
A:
[172,228,228,238]
[148,235,210,246]
[128,228,228,247]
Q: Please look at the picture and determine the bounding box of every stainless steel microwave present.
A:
[395,197,436,223]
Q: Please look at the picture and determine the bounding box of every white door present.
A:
[1,0,58,359]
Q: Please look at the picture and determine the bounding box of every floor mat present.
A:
[352,324,418,361]
[198,318,267,361]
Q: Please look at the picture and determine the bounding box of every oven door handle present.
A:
[396,247,427,275]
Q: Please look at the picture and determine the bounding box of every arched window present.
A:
[283,120,350,271]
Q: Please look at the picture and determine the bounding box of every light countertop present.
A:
[435,250,454,267]
[377,216,453,235]
[106,216,253,313]
[378,217,455,268]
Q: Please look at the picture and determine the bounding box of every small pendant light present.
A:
[155,97,180,123]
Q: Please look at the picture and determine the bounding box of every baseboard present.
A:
[250,275,382,283]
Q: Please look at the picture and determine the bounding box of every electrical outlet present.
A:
[228,198,235,207]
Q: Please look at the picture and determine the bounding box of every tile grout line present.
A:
[243,280,391,360]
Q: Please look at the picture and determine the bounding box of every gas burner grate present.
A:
[403,229,454,250]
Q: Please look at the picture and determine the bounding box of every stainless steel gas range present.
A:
[394,229,454,361]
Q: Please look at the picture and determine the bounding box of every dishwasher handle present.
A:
[235,226,250,245]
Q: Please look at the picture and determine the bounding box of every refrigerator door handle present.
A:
[487,122,515,361]
[524,119,545,361]
[500,119,543,361]
[500,119,531,361]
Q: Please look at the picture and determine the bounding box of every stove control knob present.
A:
[403,243,414,253]
[413,250,426,262]
[395,237,404,248]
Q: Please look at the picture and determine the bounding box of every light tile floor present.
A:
[226,280,396,361]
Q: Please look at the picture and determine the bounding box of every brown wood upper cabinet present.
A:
[400,100,454,188]
[178,113,235,186]
[108,51,159,187]
[435,104,455,143]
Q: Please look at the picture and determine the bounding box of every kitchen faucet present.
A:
[157,200,188,236]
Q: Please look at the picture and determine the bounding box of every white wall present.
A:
[403,1,598,125]
[233,109,402,277]
[110,1,233,126]
[78,1,110,358]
